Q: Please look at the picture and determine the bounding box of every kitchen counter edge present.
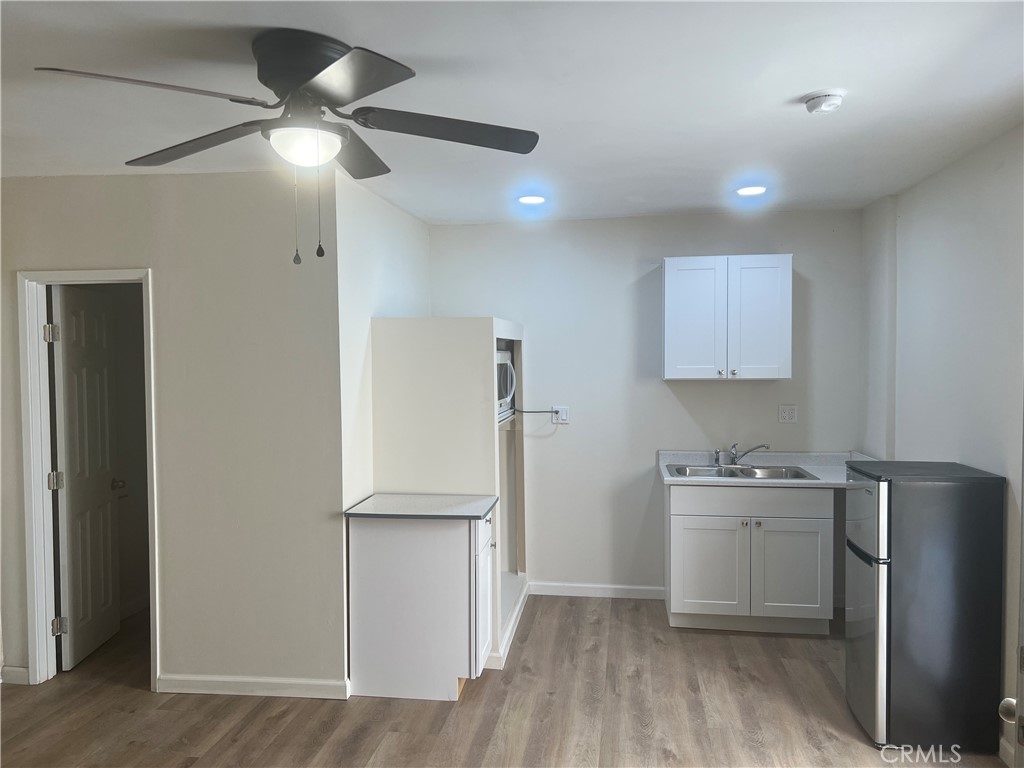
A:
[344,493,498,520]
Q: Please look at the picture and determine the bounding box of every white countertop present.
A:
[657,450,874,489]
[344,493,498,520]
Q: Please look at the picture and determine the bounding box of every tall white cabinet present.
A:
[663,253,792,380]
[371,317,528,671]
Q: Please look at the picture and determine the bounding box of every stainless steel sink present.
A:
[737,466,819,480]
[667,465,740,478]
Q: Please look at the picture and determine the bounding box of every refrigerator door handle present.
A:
[847,537,889,566]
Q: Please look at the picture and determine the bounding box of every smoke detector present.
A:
[803,89,847,114]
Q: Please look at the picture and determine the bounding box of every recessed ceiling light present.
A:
[736,186,767,196]
[518,195,545,205]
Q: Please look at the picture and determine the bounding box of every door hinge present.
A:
[42,323,61,343]
[51,617,68,636]
[46,471,64,491]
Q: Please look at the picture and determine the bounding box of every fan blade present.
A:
[35,67,276,108]
[336,128,390,179]
[298,48,415,107]
[126,121,265,166]
[351,107,538,154]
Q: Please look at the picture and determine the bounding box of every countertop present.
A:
[657,450,874,489]
[344,493,498,520]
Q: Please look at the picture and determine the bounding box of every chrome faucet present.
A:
[730,442,770,465]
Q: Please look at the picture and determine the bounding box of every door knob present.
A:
[1000,697,1016,724]
[110,478,126,491]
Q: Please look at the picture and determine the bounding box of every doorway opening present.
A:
[17,270,158,688]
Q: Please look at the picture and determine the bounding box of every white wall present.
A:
[335,172,430,512]
[860,196,898,460]
[888,125,1023,746]
[2,171,346,689]
[428,210,865,589]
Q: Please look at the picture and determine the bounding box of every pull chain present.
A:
[316,127,325,258]
[292,165,301,264]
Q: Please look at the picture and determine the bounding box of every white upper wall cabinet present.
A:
[663,254,792,380]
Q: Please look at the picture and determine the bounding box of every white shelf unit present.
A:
[371,317,528,669]
[663,253,793,380]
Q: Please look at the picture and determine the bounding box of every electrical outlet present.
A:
[778,404,798,424]
[552,406,570,425]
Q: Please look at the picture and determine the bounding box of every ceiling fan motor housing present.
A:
[252,28,352,101]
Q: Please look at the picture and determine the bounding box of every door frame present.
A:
[17,269,159,688]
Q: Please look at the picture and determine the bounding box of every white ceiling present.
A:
[2,2,1022,224]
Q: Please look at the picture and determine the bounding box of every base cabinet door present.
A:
[750,517,833,619]
[474,542,493,676]
[670,515,751,615]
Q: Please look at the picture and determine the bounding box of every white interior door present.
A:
[53,285,121,669]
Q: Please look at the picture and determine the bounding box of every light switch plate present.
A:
[552,406,570,425]
[778,404,798,423]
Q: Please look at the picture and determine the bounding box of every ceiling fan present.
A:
[37,28,540,178]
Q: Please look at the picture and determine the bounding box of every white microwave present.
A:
[496,351,516,423]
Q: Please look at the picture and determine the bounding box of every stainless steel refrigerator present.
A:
[845,461,1004,751]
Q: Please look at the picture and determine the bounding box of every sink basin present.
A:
[737,466,819,480]
[667,465,740,478]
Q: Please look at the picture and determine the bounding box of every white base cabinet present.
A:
[666,486,833,633]
[348,503,494,701]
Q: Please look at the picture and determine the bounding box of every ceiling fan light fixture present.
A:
[268,127,343,167]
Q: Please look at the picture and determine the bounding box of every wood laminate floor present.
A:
[1,597,1006,768]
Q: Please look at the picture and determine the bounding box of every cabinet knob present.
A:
[718,369,726,377]
[755,520,762,528]
[741,520,749,527]
[490,541,497,549]
[730,369,739,377]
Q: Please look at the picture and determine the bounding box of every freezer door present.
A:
[846,538,889,746]
[846,469,888,559]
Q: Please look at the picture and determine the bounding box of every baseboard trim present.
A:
[529,581,665,600]
[157,673,350,700]
[666,609,829,636]
[1,665,31,685]
[1000,735,1013,767]
[485,579,530,671]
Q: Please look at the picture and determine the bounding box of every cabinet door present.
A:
[750,517,833,619]
[727,254,792,379]
[474,543,493,677]
[663,256,728,379]
[669,516,751,615]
